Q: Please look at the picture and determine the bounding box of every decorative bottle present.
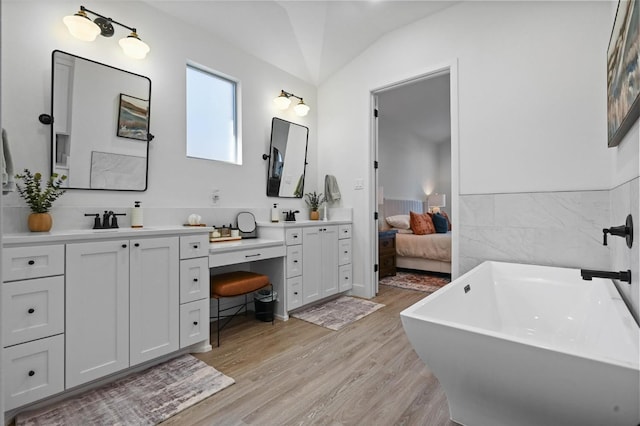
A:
[131,201,143,228]
[271,203,279,223]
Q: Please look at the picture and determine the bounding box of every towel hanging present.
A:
[324,174,341,203]
[2,128,15,194]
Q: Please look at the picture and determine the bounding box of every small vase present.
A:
[310,210,320,220]
[28,213,52,232]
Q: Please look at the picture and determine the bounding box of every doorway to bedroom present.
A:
[372,67,457,295]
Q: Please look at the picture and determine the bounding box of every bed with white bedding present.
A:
[381,199,452,274]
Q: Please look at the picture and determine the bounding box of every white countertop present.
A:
[2,226,211,245]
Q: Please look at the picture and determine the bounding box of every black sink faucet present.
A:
[102,211,113,228]
[84,213,101,229]
[580,269,631,283]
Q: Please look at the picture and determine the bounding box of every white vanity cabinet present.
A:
[2,228,210,412]
[338,224,353,292]
[2,244,65,411]
[66,236,181,386]
[65,240,131,387]
[129,237,179,366]
[178,234,210,348]
[302,225,339,304]
[285,228,303,310]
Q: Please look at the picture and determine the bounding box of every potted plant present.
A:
[15,169,67,232]
[305,191,324,220]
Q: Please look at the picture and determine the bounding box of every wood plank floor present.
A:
[162,285,456,426]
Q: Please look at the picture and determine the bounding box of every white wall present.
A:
[1,1,317,224]
[318,1,615,296]
[378,118,440,201]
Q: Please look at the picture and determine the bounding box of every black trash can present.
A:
[254,289,277,322]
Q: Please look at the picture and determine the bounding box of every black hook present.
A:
[38,114,52,125]
[262,154,270,160]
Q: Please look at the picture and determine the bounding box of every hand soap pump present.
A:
[271,203,279,223]
[131,201,143,228]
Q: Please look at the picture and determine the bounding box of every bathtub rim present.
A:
[400,261,640,370]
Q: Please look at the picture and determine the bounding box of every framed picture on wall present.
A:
[607,0,639,148]
[117,93,150,141]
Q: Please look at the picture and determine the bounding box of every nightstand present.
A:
[378,230,397,278]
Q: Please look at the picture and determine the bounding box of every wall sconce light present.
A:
[273,90,310,117]
[63,6,150,59]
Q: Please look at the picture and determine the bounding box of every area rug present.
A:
[16,354,235,426]
[379,271,450,293]
[291,296,385,331]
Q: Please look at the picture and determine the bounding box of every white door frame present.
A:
[369,60,460,295]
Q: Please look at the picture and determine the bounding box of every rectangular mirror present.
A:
[51,50,151,191]
[266,117,309,197]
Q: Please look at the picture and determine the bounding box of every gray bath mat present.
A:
[16,354,234,425]
[291,296,385,330]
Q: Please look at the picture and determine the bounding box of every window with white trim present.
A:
[186,63,241,164]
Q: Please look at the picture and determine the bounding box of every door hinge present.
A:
[374,108,379,118]
[374,160,378,169]
[374,212,378,220]
[374,264,379,272]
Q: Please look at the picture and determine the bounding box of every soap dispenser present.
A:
[131,201,143,228]
[271,203,279,223]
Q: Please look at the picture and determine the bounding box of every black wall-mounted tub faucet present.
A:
[580,269,631,284]
[602,214,633,248]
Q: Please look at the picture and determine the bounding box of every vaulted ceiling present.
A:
[144,1,459,85]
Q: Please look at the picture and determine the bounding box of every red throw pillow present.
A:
[409,211,435,235]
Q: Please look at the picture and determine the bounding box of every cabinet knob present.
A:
[294,292,298,295]
[192,244,198,249]
[27,260,35,265]
[28,308,35,314]
[293,260,298,263]
[134,243,140,247]
[193,321,199,326]
[122,244,127,248]
[193,278,199,282]
[28,370,35,377]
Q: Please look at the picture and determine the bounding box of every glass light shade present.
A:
[63,12,101,42]
[294,100,310,117]
[119,32,150,59]
[273,93,291,110]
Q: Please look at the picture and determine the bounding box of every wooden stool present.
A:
[210,271,273,347]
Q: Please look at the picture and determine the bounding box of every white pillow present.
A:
[385,215,410,230]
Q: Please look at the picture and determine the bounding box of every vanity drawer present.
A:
[286,245,303,278]
[3,334,64,411]
[338,239,352,266]
[209,245,285,268]
[287,276,303,311]
[180,257,209,304]
[285,228,302,246]
[2,245,64,282]
[180,234,209,259]
[338,224,352,239]
[2,276,64,347]
[339,264,352,292]
[180,299,209,348]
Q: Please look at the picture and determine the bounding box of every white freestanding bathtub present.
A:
[400,261,640,426]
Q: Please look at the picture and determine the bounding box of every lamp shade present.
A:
[273,92,291,110]
[63,11,101,41]
[294,100,310,117]
[119,32,150,59]
[428,193,446,208]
